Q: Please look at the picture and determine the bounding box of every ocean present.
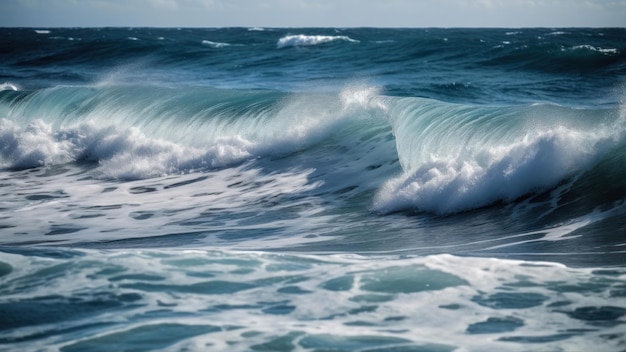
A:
[0,27,625,351]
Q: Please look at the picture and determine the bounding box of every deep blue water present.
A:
[0,27,625,351]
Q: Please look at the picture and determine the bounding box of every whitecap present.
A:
[201,40,231,48]
[34,29,50,34]
[0,82,18,91]
[277,34,359,49]
[571,44,618,55]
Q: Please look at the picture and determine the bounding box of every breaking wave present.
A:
[0,84,624,213]
[277,34,359,48]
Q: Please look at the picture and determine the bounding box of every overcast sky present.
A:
[1,0,625,27]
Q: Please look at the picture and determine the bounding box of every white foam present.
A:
[0,119,76,169]
[0,119,255,179]
[201,40,231,48]
[2,250,624,352]
[277,34,359,49]
[0,82,18,91]
[569,45,619,55]
[0,162,322,246]
[34,29,50,34]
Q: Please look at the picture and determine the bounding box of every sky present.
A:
[1,0,625,28]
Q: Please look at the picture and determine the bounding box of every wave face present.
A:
[1,27,625,352]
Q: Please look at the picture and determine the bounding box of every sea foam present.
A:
[202,40,231,48]
[0,119,255,179]
[2,249,624,352]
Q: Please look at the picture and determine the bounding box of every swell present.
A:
[3,28,624,108]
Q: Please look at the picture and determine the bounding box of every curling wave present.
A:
[373,97,626,214]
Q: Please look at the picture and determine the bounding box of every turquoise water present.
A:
[0,27,625,351]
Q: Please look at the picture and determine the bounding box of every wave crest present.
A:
[0,82,18,91]
[201,40,231,48]
[277,34,359,48]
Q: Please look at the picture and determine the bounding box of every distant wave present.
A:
[569,45,619,55]
[277,34,359,48]
[201,40,231,48]
[34,29,50,34]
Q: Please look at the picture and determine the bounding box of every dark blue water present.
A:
[1,27,625,351]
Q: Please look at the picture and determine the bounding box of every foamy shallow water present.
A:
[1,249,625,352]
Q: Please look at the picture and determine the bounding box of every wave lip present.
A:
[277,34,359,48]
